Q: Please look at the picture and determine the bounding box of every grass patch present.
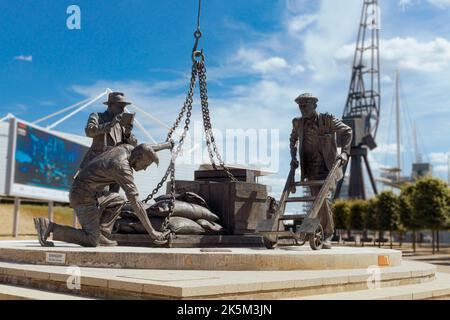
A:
[0,204,75,236]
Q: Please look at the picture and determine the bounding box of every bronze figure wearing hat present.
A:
[290,93,352,249]
[79,92,138,170]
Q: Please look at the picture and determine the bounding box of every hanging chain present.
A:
[141,0,237,242]
[142,64,197,205]
[197,61,238,182]
[159,76,195,234]
[166,64,197,141]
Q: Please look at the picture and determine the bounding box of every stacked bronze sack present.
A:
[113,192,225,235]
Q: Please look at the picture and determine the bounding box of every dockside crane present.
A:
[335,0,381,200]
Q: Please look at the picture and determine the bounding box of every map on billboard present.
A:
[13,121,88,192]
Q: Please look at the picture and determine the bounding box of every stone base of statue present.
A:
[0,240,449,300]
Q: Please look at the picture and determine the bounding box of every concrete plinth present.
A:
[0,241,448,300]
[0,240,401,271]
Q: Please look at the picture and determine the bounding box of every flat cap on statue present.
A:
[295,93,319,104]
[103,92,132,105]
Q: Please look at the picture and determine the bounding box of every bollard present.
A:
[13,198,21,237]
[72,211,78,228]
[48,201,54,222]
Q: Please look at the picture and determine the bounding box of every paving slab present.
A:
[0,284,93,300]
[294,273,450,300]
[0,260,436,299]
[0,240,402,271]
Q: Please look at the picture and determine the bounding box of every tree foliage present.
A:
[399,183,421,231]
[411,177,449,231]
[332,200,349,230]
[348,200,365,231]
[375,191,399,232]
[363,198,377,231]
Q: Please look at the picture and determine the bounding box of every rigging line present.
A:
[46,90,109,130]
[400,84,414,171]
[127,104,182,138]
[400,79,421,167]
[33,97,92,124]
[404,96,423,161]
[124,107,157,144]
[384,78,396,167]
[0,113,14,122]
[416,123,430,163]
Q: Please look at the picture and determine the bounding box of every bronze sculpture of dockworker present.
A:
[79,91,138,172]
[34,141,173,247]
[290,93,352,249]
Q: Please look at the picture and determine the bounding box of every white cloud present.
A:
[67,0,450,193]
[290,64,306,75]
[252,57,288,73]
[399,0,418,10]
[14,55,32,62]
[429,152,450,164]
[336,37,450,73]
[433,165,449,173]
[372,143,405,155]
[302,0,362,80]
[428,0,450,8]
[285,0,320,14]
[398,0,450,9]
[287,14,318,35]
[382,75,393,84]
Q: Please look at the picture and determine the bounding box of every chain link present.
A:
[197,61,238,182]
[166,63,197,142]
[142,49,238,242]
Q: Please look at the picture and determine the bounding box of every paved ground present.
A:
[335,243,450,274]
[0,259,439,300]
[403,253,450,274]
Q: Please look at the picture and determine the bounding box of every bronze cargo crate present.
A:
[167,180,269,235]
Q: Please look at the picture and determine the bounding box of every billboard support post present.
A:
[13,197,20,237]
[72,212,77,228]
[48,201,54,222]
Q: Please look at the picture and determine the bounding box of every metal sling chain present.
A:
[159,80,196,235]
[142,63,197,205]
[141,0,238,242]
[197,61,238,182]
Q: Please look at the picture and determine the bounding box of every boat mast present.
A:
[395,69,401,182]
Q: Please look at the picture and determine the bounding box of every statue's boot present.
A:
[98,232,118,247]
[33,217,55,247]
[322,235,333,249]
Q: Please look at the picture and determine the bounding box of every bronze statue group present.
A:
[34,92,352,249]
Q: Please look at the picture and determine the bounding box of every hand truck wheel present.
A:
[309,224,324,251]
[263,236,278,249]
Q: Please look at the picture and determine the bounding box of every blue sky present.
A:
[1,0,450,198]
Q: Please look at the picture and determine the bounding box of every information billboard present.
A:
[6,117,89,202]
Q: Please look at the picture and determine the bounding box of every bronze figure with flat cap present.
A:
[290,93,352,249]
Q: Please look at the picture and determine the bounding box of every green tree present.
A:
[349,200,365,245]
[399,183,421,253]
[363,198,378,245]
[332,200,350,242]
[412,177,449,254]
[375,191,399,249]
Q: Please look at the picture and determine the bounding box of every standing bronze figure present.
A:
[79,91,138,171]
[34,141,173,247]
[290,93,352,249]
